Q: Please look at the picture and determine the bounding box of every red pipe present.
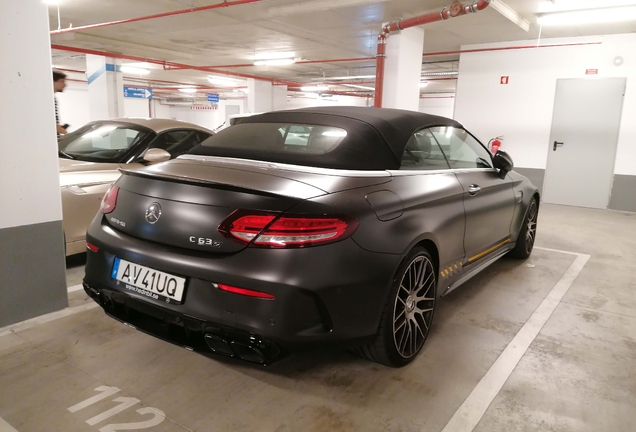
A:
[51,44,301,86]
[422,41,604,57]
[374,0,491,108]
[50,0,262,35]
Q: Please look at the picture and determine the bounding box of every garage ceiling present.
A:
[49,0,636,98]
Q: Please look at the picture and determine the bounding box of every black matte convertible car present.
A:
[83,107,539,367]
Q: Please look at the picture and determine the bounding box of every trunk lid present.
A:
[105,157,391,253]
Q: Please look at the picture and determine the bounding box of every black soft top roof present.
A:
[191,106,463,170]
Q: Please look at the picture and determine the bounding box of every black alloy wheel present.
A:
[355,246,436,367]
[510,198,538,259]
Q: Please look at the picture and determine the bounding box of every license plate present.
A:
[111,258,186,303]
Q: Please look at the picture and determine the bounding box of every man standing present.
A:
[53,70,67,135]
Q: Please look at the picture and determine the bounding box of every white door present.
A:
[543,78,625,209]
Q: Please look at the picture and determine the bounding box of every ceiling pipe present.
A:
[51,44,301,86]
[50,0,262,35]
[421,41,603,57]
[374,0,491,108]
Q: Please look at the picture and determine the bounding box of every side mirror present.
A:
[493,150,514,179]
[142,148,171,163]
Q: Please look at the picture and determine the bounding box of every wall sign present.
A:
[123,86,152,99]
[500,76,509,85]
[207,93,220,103]
[586,69,599,75]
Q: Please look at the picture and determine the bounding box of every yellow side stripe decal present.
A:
[468,238,511,263]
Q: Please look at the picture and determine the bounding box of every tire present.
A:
[354,246,436,367]
[509,197,538,259]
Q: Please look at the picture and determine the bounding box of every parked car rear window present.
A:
[59,124,150,162]
[198,123,348,155]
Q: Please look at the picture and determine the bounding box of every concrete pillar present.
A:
[272,85,288,111]
[86,54,125,120]
[0,0,68,327]
[247,79,273,113]
[382,26,424,111]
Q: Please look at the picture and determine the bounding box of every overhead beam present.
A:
[489,0,530,31]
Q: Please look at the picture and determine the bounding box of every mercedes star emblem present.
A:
[145,202,162,224]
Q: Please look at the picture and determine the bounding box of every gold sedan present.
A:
[59,118,213,255]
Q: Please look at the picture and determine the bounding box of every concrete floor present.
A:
[0,204,634,432]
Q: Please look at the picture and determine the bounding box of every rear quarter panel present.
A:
[288,172,466,295]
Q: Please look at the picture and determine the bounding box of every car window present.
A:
[400,129,450,170]
[59,124,150,162]
[201,123,348,155]
[148,130,208,158]
[430,127,493,169]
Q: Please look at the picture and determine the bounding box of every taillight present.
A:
[100,185,119,214]
[216,283,275,299]
[219,210,358,248]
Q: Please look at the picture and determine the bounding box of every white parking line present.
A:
[0,415,19,432]
[0,302,99,339]
[440,248,590,432]
[67,283,84,293]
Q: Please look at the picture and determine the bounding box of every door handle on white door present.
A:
[553,141,564,151]
[468,184,481,196]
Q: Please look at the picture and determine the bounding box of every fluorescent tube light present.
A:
[537,6,636,25]
[179,88,198,93]
[121,66,150,75]
[540,0,636,13]
[314,75,375,81]
[253,59,296,66]
[419,82,429,88]
[342,84,375,91]
[300,85,329,92]
[421,71,459,76]
[253,52,295,60]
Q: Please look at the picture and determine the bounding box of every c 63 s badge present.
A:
[189,236,223,248]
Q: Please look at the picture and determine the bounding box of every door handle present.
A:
[468,184,481,196]
[553,141,564,151]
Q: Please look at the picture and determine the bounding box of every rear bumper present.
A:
[84,216,401,358]
[84,283,281,364]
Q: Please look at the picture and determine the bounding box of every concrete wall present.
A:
[454,34,636,211]
[56,81,90,132]
[419,95,455,118]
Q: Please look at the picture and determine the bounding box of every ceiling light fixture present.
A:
[419,82,429,88]
[178,88,198,93]
[539,0,636,13]
[537,5,636,25]
[313,75,376,81]
[208,76,241,86]
[342,84,375,91]
[300,85,329,92]
[121,66,150,75]
[253,52,296,60]
[253,59,297,66]
[421,71,459,76]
